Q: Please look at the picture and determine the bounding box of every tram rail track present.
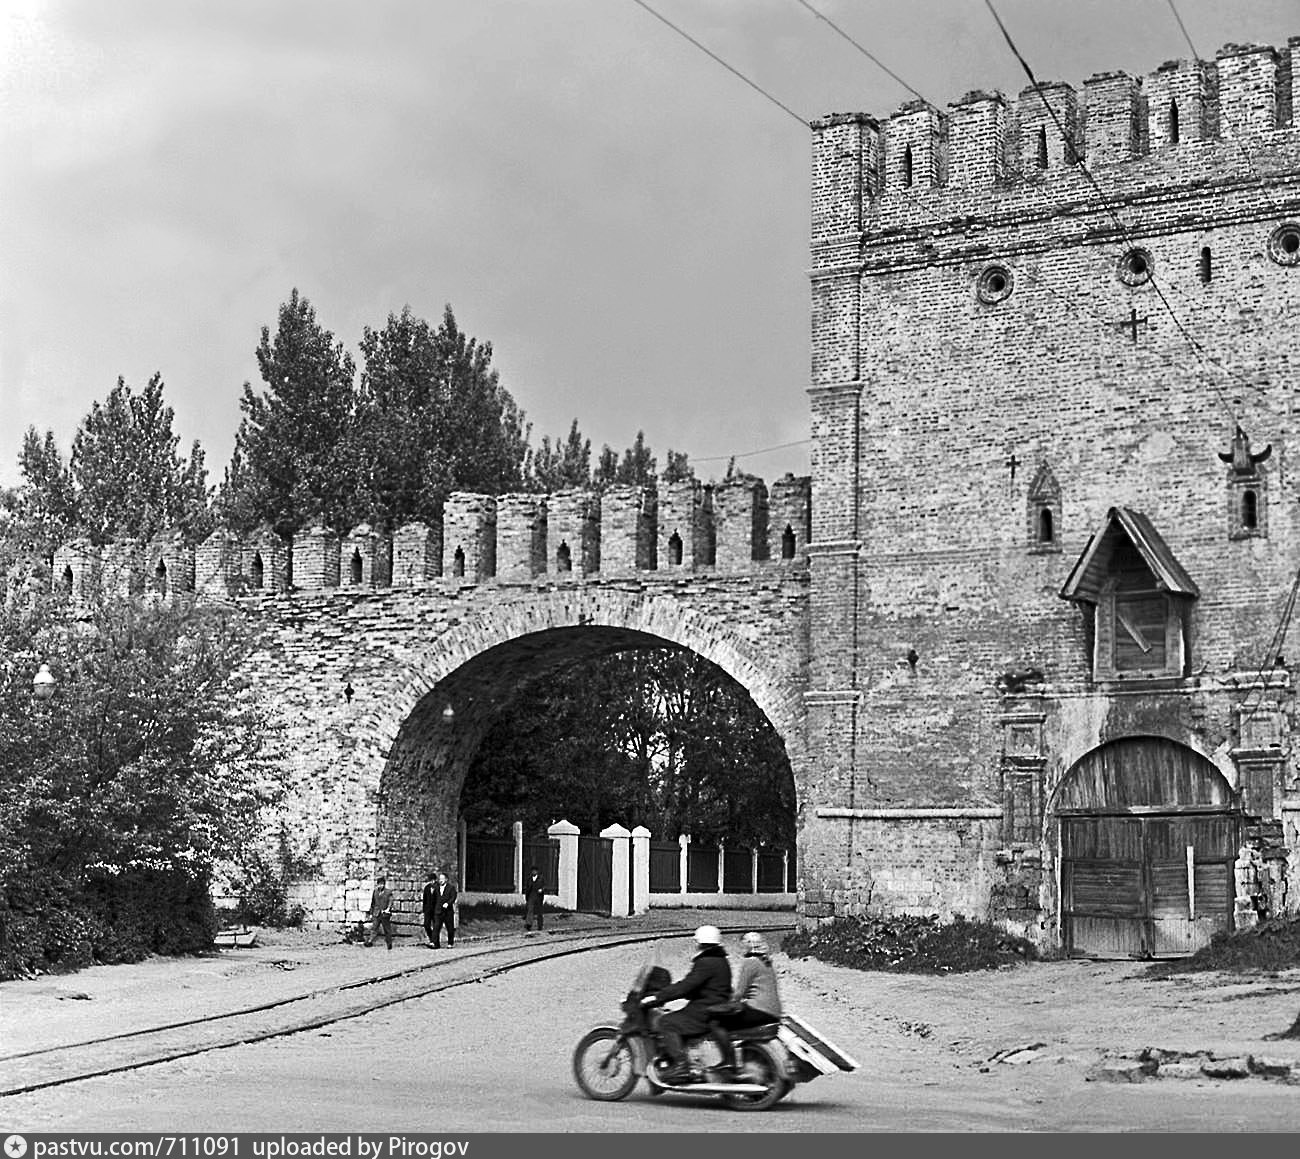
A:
[0,921,793,1098]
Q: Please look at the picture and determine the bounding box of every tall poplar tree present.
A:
[68,374,211,545]
[351,304,529,528]
[219,289,358,537]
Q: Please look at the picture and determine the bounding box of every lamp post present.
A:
[32,663,56,703]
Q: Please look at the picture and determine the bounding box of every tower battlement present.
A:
[812,37,1300,243]
[49,473,812,600]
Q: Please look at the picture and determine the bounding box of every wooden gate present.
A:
[576,835,613,915]
[1057,738,1238,959]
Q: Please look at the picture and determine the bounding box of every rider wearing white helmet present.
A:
[641,925,732,1082]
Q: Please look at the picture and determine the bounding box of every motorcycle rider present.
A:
[712,931,783,1064]
[641,925,731,1083]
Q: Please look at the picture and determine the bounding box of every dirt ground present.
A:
[4,910,1300,1099]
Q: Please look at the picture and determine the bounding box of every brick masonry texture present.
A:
[54,479,811,928]
[805,35,1300,944]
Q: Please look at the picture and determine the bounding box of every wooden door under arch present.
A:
[1058,737,1239,959]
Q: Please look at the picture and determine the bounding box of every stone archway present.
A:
[367,589,806,899]
[1052,736,1240,958]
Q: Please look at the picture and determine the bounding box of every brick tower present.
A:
[804,39,1300,955]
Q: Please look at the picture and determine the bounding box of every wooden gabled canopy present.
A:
[1059,507,1199,604]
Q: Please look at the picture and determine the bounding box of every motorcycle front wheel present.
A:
[722,1044,786,1112]
[573,1028,639,1101]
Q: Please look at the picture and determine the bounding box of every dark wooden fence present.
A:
[686,845,720,892]
[650,842,681,892]
[757,851,786,893]
[723,848,754,893]
[464,835,514,892]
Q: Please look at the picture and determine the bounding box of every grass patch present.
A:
[456,899,572,926]
[783,913,1037,974]
[1146,916,1300,979]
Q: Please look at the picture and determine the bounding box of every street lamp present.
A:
[32,663,56,703]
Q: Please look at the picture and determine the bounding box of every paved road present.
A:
[4,936,1298,1132]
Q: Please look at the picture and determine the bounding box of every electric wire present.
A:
[1160,0,1297,710]
[982,0,1256,427]
[792,0,934,108]
[628,0,809,128]
[1164,0,1284,214]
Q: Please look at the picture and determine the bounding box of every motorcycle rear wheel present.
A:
[573,1029,639,1101]
[722,1044,785,1112]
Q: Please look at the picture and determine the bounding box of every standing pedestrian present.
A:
[523,865,545,931]
[364,876,394,950]
[432,870,458,948]
[421,868,440,947]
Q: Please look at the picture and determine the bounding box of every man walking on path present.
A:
[523,865,545,931]
[432,871,458,948]
[421,868,440,946]
[365,876,394,950]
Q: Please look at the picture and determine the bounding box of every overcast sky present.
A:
[1,0,1295,492]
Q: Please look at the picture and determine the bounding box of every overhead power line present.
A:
[1164,0,1283,215]
[628,0,809,128]
[792,0,934,108]
[982,0,1254,428]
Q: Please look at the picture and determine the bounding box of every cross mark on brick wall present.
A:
[1113,307,1150,343]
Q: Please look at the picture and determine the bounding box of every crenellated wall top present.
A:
[49,474,813,599]
[812,36,1300,231]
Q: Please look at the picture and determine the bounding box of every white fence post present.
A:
[602,823,631,917]
[512,820,524,894]
[678,833,690,895]
[751,846,759,895]
[716,841,725,894]
[630,826,651,915]
[782,849,790,894]
[548,819,580,911]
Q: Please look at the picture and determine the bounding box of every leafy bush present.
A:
[783,913,1037,974]
[227,828,316,928]
[0,860,217,978]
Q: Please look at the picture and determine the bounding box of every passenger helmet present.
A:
[694,925,723,946]
[741,932,769,955]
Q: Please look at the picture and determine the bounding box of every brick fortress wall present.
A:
[51,475,812,927]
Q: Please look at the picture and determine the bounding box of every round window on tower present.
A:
[1117,247,1153,286]
[976,264,1014,304]
[1267,223,1300,267]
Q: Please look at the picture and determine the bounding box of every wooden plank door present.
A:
[1062,816,1146,957]
[1063,813,1236,958]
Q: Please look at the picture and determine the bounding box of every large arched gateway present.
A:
[1054,737,1240,959]
[369,592,807,899]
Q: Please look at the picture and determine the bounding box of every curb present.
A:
[1088,1046,1300,1084]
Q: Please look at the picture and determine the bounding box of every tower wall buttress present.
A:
[495,494,546,582]
[714,477,769,570]
[443,493,497,582]
[602,485,656,572]
[947,92,1008,189]
[1217,43,1285,137]
[392,521,442,585]
[546,489,600,575]
[1083,71,1144,164]
[294,524,341,591]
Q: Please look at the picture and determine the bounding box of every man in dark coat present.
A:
[364,876,394,950]
[431,871,458,948]
[642,925,731,1082]
[420,869,440,946]
[523,865,545,931]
